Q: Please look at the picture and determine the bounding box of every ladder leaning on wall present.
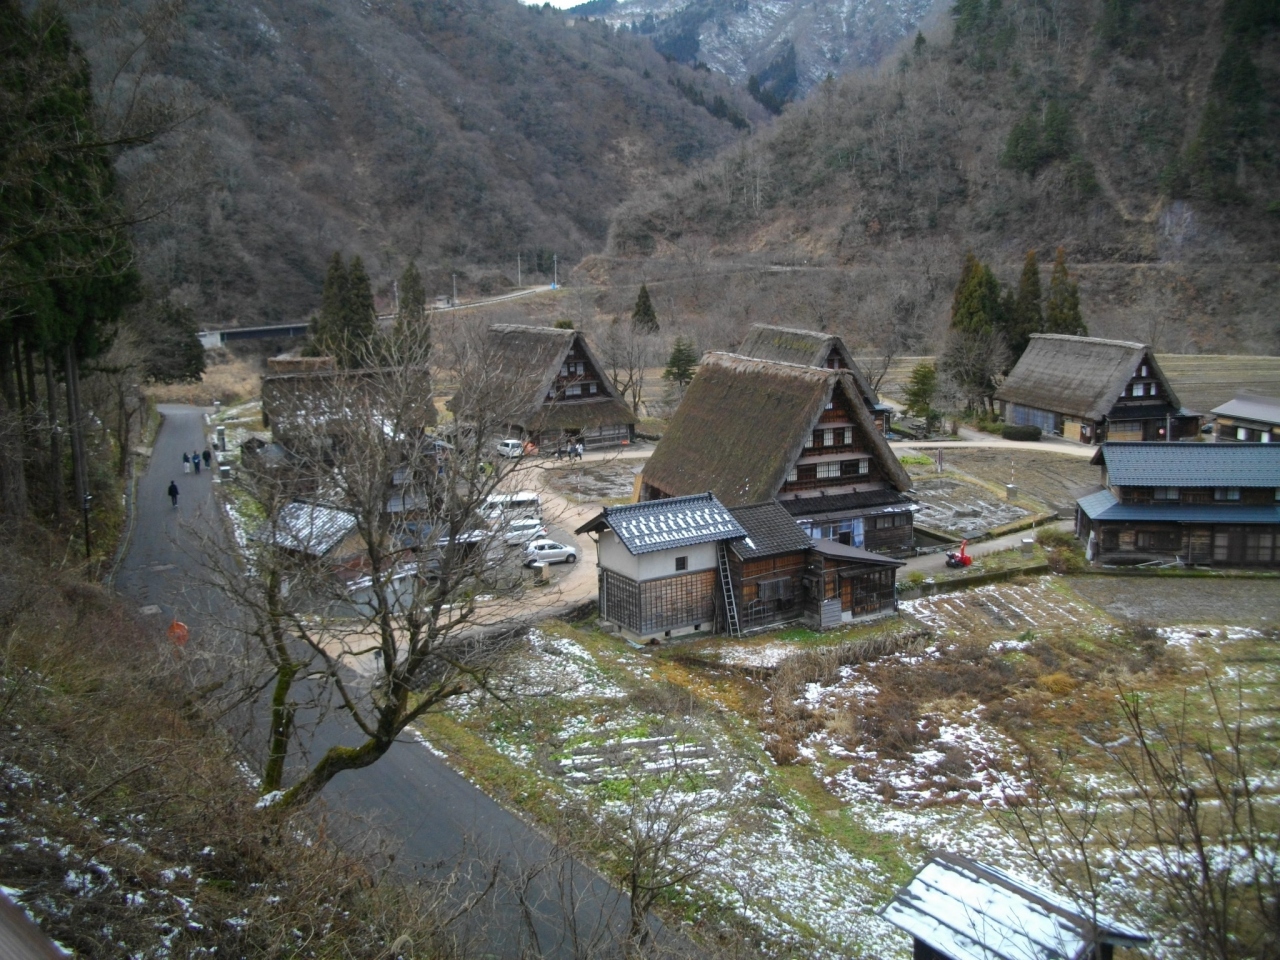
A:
[717,543,740,637]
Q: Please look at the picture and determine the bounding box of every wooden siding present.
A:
[729,551,807,632]
[1086,520,1280,566]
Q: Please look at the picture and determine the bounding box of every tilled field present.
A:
[911,448,1100,515]
[1066,575,1280,627]
[900,580,1095,633]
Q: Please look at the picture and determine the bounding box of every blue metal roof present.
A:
[1099,442,1280,487]
[1077,489,1280,523]
[602,493,747,555]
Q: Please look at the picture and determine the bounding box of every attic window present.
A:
[804,433,815,448]
[825,402,834,410]
[1132,383,1146,397]
[1140,364,1149,376]
[565,384,582,396]
[675,556,688,572]
[786,467,798,482]
[588,382,597,395]
[816,462,840,479]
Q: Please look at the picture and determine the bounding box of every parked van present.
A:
[496,438,525,459]
[482,491,542,521]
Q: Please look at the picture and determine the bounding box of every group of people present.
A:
[169,448,214,507]
[556,441,586,462]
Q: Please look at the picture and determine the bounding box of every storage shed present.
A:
[881,853,1148,960]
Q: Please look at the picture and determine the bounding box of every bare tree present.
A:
[593,317,658,417]
[197,323,562,805]
[1003,676,1280,960]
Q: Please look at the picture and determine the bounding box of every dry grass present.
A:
[0,537,465,959]
[146,353,264,406]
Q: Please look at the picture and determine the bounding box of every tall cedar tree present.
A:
[662,336,698,388]
[310,252,348,355]
[342,256,376,366]
[397,261,426,327]
[631,283,659,333]
[950,252,1001,333]
[902,361,937,418]
[1044,248,1086,336]
[1006,250,1043,360]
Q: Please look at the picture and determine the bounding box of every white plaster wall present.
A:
[596,532,718,581]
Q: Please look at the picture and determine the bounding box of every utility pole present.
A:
[452,273,457,306]
[517,253,522,288]
[553,254,558,289]
[82,494,92,561]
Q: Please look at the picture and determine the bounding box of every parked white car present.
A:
[503,517,547,546]
[523,538,579,566]
[496,438,525,459]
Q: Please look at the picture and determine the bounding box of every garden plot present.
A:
[557,734,715,784]
[544,458,645,504]
[901,579,1094,633]
[911,477,1028,536]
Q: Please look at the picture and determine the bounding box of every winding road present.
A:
[113,405,677,960]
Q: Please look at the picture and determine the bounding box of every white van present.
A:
[482,491,542,521]
[496,439,525,459]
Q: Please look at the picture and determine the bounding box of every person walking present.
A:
[575,441,584,461]
[182,451,190,474]
[168,481,179,507]
[202,448,212,469]
[192,451,200,474]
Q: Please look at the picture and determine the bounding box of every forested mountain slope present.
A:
[602,0,1280,354]
[82,0,761,327]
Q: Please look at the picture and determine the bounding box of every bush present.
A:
[1002,423,1042,441]
[1035,527,1075,549]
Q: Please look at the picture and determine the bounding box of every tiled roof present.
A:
[728,501,813,559]
[1211,391,1280,426]
[880,853,1147,960]
[808,539,903,566]
[262,501,358,556]
[1097,441,1280,486]
[1077,489,1280,523]
[598,493,746,555]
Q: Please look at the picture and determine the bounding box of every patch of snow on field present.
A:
[901,579,1092,633]
[715,642,797,668]
[1159,625,1266,649]
[489,630,626,702]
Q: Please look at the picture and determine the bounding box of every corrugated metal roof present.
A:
[264,501,358,556]
[1211,392,1280,426]
[880,853,1146,960]
[602,493,747,555]
[809,539,904,566]
[1099,441,1280,486]
[728,501,813,559]
[1077,489,1280,523]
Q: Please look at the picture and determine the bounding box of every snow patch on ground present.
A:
[714,642,799,668]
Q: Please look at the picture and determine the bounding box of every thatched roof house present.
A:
[262,366,436,447]
[641,353,915,556]
[736,324,890,433]
[455,325,635,449]
[994,334,1198,443]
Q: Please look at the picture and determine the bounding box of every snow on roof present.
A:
[880,853,1147,960]
[591,492,747,555]
[261,501,358,557]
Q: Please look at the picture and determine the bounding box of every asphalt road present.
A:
[113,405,675,960]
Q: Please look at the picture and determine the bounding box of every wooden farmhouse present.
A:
[463,324,636,451]
[881,853,1148,960]
[736,324,893,434]
[1211,390,1280,443]
[639,353,916,557]
[1075,442,1280,566]
[994,334,1199,442]
[577,493,902,642]
[261,366,436,450]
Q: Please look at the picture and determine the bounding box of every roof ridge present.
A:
[706,352,841,378]
[747,323,834,340]
[489,323,574,336]
[1029,333,1147,349]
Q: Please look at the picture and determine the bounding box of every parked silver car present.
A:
[523,538,578,566]
[503,517,547,546]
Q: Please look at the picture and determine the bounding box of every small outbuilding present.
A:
[995,334,1198,443]
[1210,390,1280,444]
[881,852,1149,960]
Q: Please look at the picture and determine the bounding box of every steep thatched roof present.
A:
[464,324,635,431]
[736,324,879,409]
[995,335,1181,421]
[262,366,436,441]
[641,353,911,507]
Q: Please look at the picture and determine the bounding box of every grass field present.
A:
[418,575,1279,959]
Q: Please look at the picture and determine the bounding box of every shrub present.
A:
[1037,671,1077,696]
[1035,527,1075,549]
[1002,423,1042,441]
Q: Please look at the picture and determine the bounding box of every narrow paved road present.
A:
[114,405,676,960]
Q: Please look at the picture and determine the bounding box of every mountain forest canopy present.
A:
[604,0,1280,357]
[64,0,764,329]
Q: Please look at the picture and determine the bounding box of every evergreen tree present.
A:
[1044,248,1087,336]
[662,337,698,389]
[1005,250,1043,360]
[311,252,348,355]
[631,283,659,333]
[397,261,426,326]
[553,319,575,330]
[341,256,376,367]
[950,252,1001,333]
[903,361,937,420]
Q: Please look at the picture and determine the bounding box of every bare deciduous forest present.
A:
[603,0,1280,356]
